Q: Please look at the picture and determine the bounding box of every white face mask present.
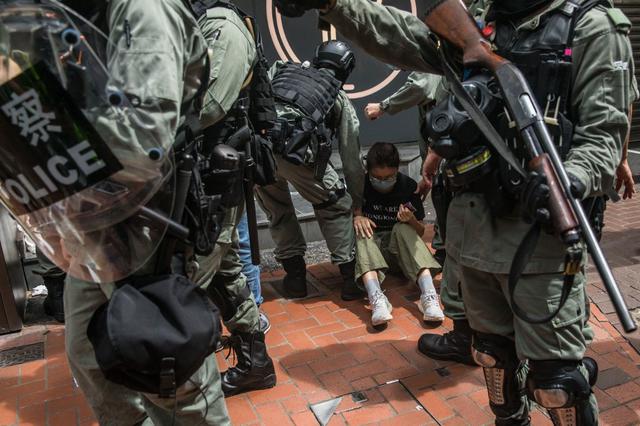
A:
[369,174,397,193]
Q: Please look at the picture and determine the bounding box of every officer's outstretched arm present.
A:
[320,0,442,74]
[565,18,638,198]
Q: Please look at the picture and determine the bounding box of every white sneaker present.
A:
[370,291,393,326]
[419,293,445,322]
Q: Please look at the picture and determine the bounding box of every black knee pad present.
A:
[207,274,251,322]
[472,333,528,423]
[527,360,597,426]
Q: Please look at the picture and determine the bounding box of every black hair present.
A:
[366,142,400,171]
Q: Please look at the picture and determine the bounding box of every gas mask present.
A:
[424,73,501,160]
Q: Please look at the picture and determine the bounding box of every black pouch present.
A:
[252,135,278,186]
[87,274,221,397]
[283,129,312,166]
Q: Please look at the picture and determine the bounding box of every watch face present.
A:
[264,0,418,100]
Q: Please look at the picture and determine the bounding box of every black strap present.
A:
[508,223,579,324]
[313,187,346,209]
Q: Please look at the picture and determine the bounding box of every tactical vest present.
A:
[491,0,610,158]
[484,0,612,196]
[193,0,277,143]
[271,62,343,125]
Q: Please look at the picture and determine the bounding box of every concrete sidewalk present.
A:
[1,190,640,426]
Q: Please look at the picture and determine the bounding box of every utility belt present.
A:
[446,145,606,233]
[269,116,333,181]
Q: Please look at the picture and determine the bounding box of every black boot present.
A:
[418,319,475,366]
[281,256,307,298]
[221,332,277,397]
[43,276,65,323]
[339,260,365,301]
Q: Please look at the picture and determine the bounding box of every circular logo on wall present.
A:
[265,0,418,100]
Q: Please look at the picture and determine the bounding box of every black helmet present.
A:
[313,40,355,83]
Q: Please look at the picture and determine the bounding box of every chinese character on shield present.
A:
[2,89,62,146]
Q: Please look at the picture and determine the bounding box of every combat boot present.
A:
[418,319,475,366]
[221,331,277,397]
[338,260,365,301]
[43,275,65,323]
[282,256,307,298]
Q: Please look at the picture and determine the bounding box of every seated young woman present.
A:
[353,142,444,326]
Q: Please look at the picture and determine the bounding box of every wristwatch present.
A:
[380,100,390,112]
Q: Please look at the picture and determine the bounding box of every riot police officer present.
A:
[256,40,366,301]
[191,0,277,397]
[0,0,231,424]
[275,0,637,424]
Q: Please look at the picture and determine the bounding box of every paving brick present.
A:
[434,376,484,400]
[281,395,309,415]
[248,383,300,406]
[341,402,396,426]
[254,402,294,426]
[318,372,352,397]
[305,323,346,338]
[278,318,320,335]
[414,389,455,422]
[598,367,633,390]
[594,387,620,411]
[0,395,17,426]
[18,401,46,426]
[0,365,20,388]
[605,380,640,404]
[285,331,317,351]
[291,411,320,426]
[47,407,79,426]
[342,360,389,382]
[226,396,258,425]
[379,409,436,426]
[447,395,493,425]
[287,364,324,394]
[18,384,75,409]
[600,405,640,426]
[19,359,46,385]
[307,306,338,324]
[379,382,421,415]
[350,377,377,391]
[308,352,359,376]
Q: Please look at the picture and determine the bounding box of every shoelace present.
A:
[221,335,241,366]
[421,293,439,304]
[370,290,388,310]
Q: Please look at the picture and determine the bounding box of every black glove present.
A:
[274,0,332,17]
[568,173,586,199]
[521,171,551,225]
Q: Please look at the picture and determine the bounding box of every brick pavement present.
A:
[1,194,640,425]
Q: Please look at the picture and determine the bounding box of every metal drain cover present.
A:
[0,342,44,368]
[309,381,432,425]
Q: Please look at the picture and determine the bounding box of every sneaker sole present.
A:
[372,316,393,327]
[422,315,445,322]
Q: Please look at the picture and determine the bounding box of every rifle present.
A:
[424,0,637,333]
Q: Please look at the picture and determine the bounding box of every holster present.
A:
[314,124,332,181]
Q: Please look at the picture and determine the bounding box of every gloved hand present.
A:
[274,0,333,17]
[521,171,586,224]
[521,171,551,225]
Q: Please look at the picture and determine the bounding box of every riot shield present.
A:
[0,1,176,283]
